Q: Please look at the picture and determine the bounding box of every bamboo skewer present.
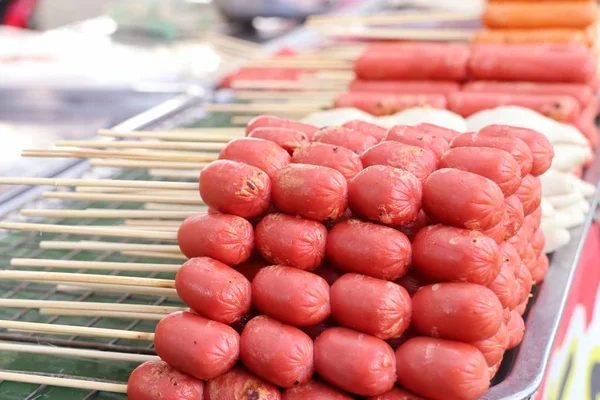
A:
[0,299,184,314]
[90,159,208,170]
[0,222,178,240]
[0,341,159,362]
[124,220,182,228]
[318,27,475,41]
[0,320,154,340]
[120,251,187,261]
[41,192,204,205]
[149,169,200,179]
[22,149,219,163]
[306,10,479,26]
[203,103,327,114]
[243,59,353,69]
[11,258,181,273]
[0,371,128,393]
[0,177,198,190]
[74,187,197,195]
[144,203,204,212]
[0,271,176,289]
[55,140,227,152]
[55,284,178,298]
[230,80,349,90]
[39,240,181,253]
[21,209,196,219]
[98,129,244,141]
[231,116,256,125]
[235,90,339,101]
[40,308,167,321]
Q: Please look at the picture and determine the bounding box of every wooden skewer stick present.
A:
[0,320,154,340]
[243,59,353,69]
[150,169,200,179]
[42,192,204,205]
[55,140,227,152]
[0,341,159,362]
[230,80,348,90]
[0,270,176,289]
[11,258,181,273]
[0,298,184,314]
[90,159,208,170]
[231,116,257,126]
[74,187,197,194]
[40,240,182,253]
[0,371,128,393]
[125,220,182,228]
[235,90,339,100]
[0,177,198,190]
[144,203,204,212]
[55,283,178,298]
[98,128,244,141]
[203,103,327,114]
[41,308,167,321]
[22,149,219,163]
[122,225,178,232]
[318,27,475,41]
[22,209,195,219]
[121,251,187,261]
[0,222,177,241]
[306,10,479,26]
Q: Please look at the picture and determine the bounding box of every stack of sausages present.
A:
[127,115,555,400]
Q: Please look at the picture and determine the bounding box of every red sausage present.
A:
[154,311,239,380]
[331,274,412,340]
[292,142,363,179]
[532,253,549,284]
[412,283,503,342]
[177,214,253,264]
[529,205,543,230]
[468,43,596,83]
[200,160,270,219]
[516,263,534,305]
[506,310,525,349]
[248,127,309,154]
[219,137,291,178]
[253,265,330,327]
[462,81,594,107]
[506,225,529,259]
[472,322,508,367]
[205,367,280,400]
[422,169,505,231]
[272,164,348,221]
[127,360,204,400]
[450,132,533,177]
[334,92,447,116]
[314,327,396,396]
[522,244,537,273]
[313,126,378,153]
[482,211,508,244]
[350,79,460,96]
[240,316,314,388]
[531,229,546,258]
[515,300,528,316]
[327,218,412,280]
[355,43,470,80]
[361,141,437,183]
[395,269,431,297]
[255,213,327,271]
[282,380,353,400]
[478,125,554,176]
[504,195,525,239]
[412,224,501,285]
[175,257,251,324]
[342,119,388,141]
[396,337,490,400]
[246,115,319,140]
[514,174,542,216]
[367,387,427,400]
[489,360,503,380]
[396,210,433,241]
[386,125,449,161]
[488,257,520,311]
[348,165,422,226]
[447,92,581,123]
[416,123,461,142]
[438,147,522,196]
[312,263,344,286]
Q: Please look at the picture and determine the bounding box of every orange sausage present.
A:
[506,310,526,349]
[412,283,503,342]
[516,263,534,305]
[395,269,432,297]
[439,147,522,196]
[514,174,542,216]
[127,360,204,400]
[416,123,461,142]
[314,327,396,396]
[483,2,598,29]
[473,28,594,47]
[205,367,280,400]
[478,125,554,177]
[200,160,271,219]
[451,132,533,177]
[255,213,327,271]
[175,257,251,324]
[154,311,239,380]
[447,92,581,123]
[177,214,253,264]
[532,253,550,284]
[219,137,291,178]
[313,126,378,154]
[342,119,388,141]
[504,195,525,239]
[334,92,447,116]
[472,322,508,367]
[531,229,546,257]
[487,258,520,310]
[462,81,594,106]
[272,164,348,221]
[248,127,309,154]
[292,142,363,179]
[348,165,422,226]
[327,218,412,280]
[282,380,353,400]
[331,274,412,340]
[252,265,330,327]
[349,80,461,96]
[386,125,449,161]
[395,337,490,400]
[412,225,501,285]
[246,115,319,141]
[422,169,505,231]
[240,316,314,388]
[367,387,427,400]
[361,141,437,183]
